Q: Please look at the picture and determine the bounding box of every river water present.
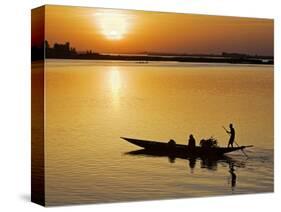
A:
[44,59,273,205]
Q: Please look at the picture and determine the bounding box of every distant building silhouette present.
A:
[45,41,77,58]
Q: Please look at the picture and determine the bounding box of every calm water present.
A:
[44,59,273,206]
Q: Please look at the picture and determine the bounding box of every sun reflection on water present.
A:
[109,66,121,108]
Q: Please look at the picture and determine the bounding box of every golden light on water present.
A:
[45,59,273,204]
[94,10,133,40]
[109,66,121,107]
[110,67,121,90]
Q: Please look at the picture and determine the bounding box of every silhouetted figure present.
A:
[167,139,176,162]
[229,163,237,190]
[226,124,235,148]
[188,134,196,149]
[168,139,176,149]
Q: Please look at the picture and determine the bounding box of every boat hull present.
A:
[121,137,252,157]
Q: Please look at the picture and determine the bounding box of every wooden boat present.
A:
[121,137,253,157]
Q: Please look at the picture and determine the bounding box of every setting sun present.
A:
[94,10,133,40]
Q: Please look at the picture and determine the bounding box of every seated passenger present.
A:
[168,139,176,149]
[188,134,196,149]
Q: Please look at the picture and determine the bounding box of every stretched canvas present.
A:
[31,5,274,206]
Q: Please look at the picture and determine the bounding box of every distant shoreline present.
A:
[31,41,274,65]
[43,55,273,65]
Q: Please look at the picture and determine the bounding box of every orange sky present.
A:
[42,5,273,55]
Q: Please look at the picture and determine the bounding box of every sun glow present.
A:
[94,10,133,40]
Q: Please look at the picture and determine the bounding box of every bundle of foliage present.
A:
[199,137,218,148]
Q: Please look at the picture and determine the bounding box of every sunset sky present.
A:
[40,5,273,55]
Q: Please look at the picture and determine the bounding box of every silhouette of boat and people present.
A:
[123,123,253,161]
[123,123,250,191]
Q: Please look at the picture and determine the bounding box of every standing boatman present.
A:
[225,124,235,148]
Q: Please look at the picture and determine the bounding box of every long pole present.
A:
[234,141,248,157]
